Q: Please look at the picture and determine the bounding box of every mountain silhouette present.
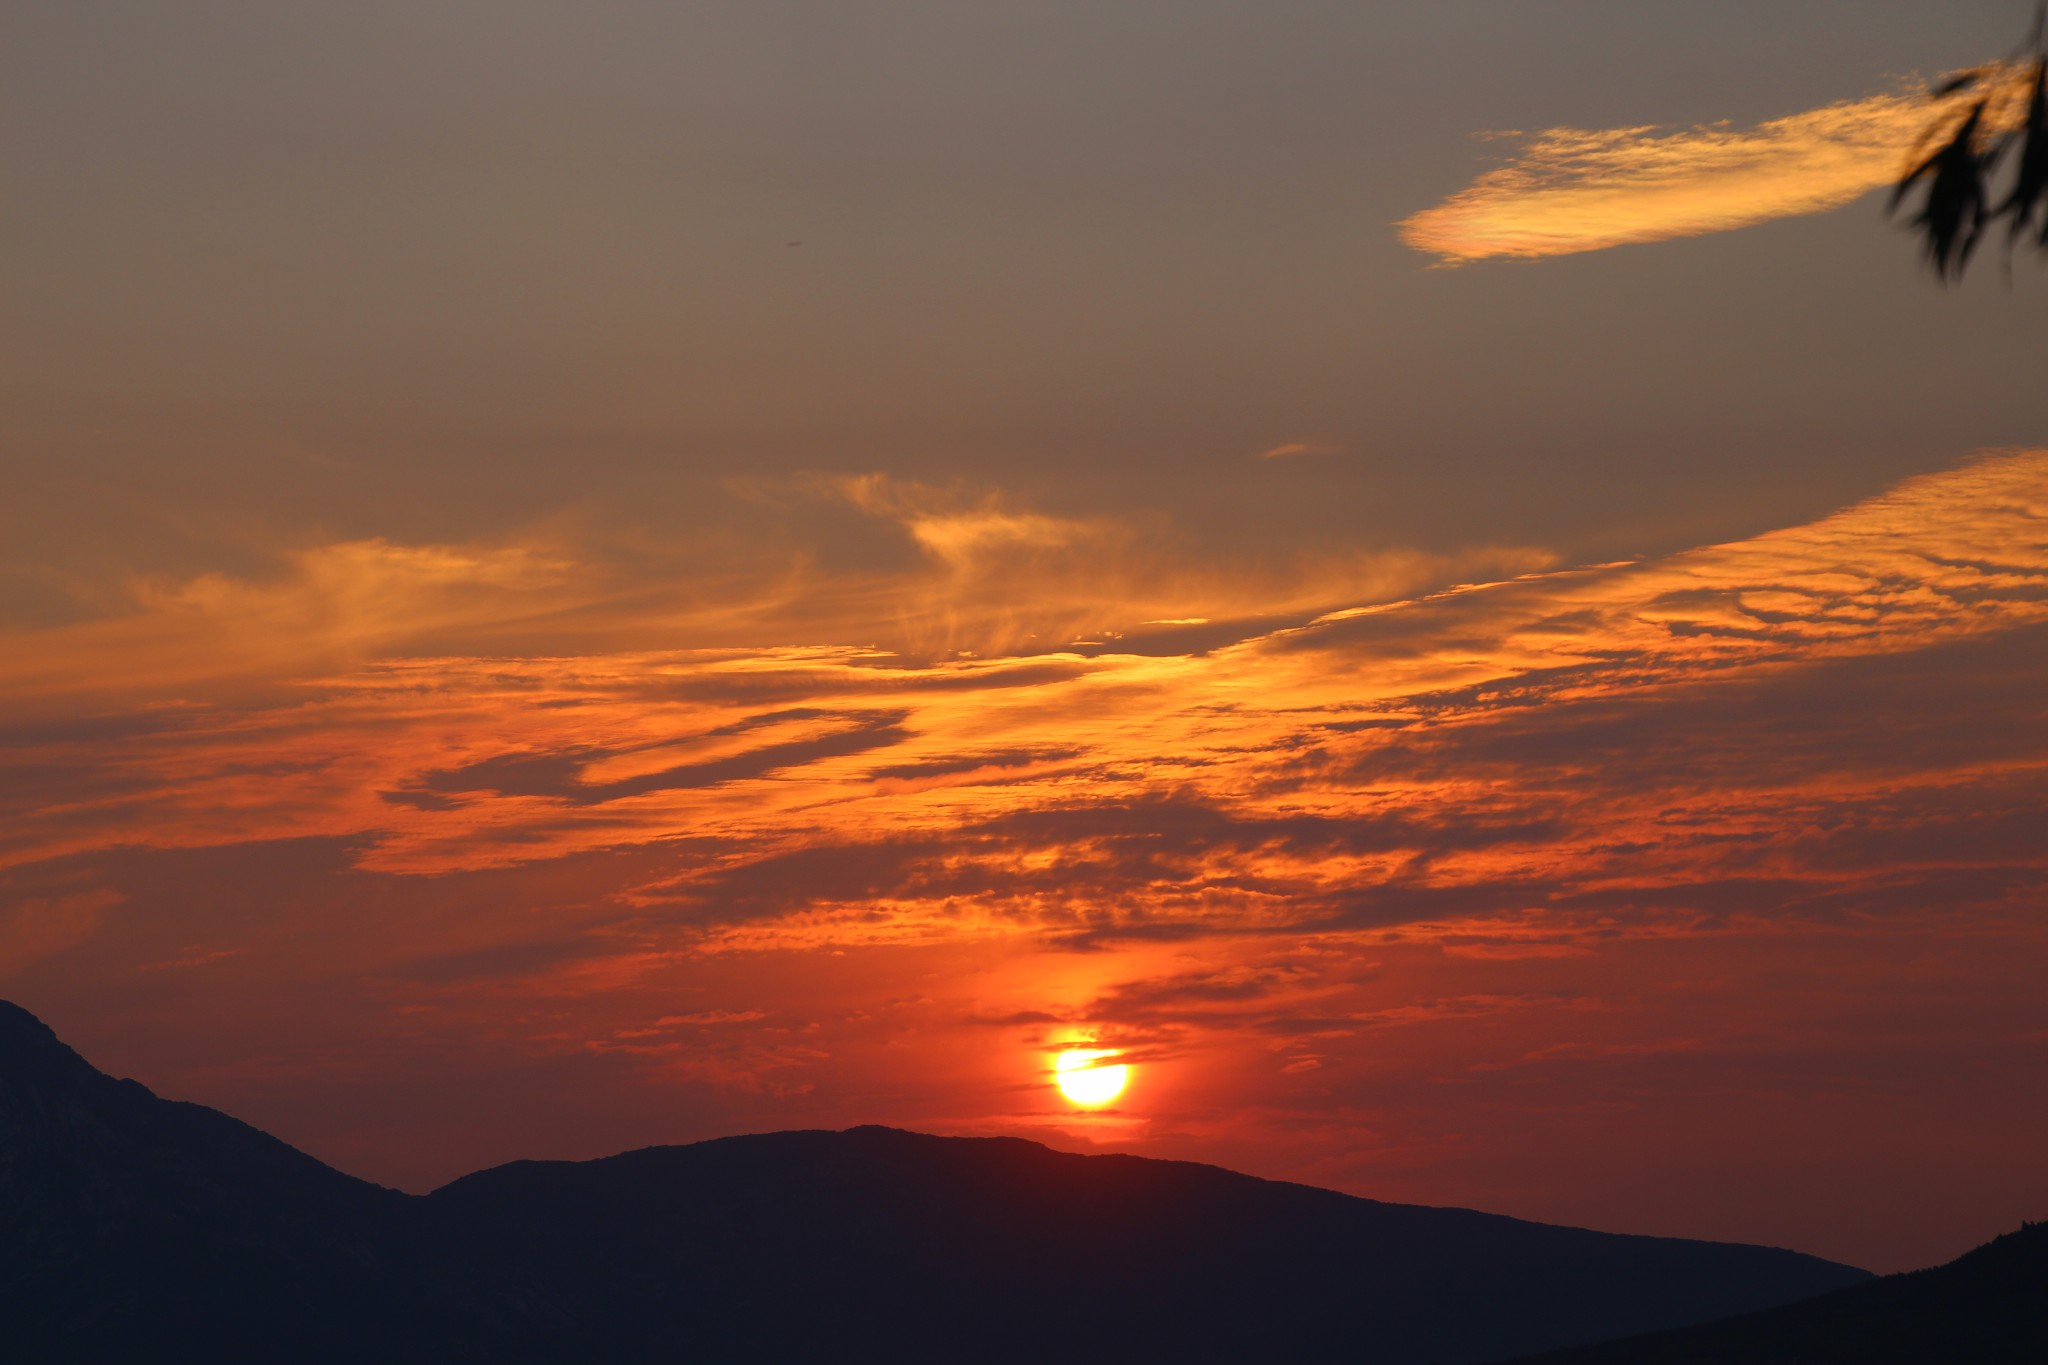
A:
[1509,1219,2048,1364]
[0,1000,549,1363]
[1,999,1871,1364]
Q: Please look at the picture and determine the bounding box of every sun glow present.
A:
[1054,1048,1129,1106]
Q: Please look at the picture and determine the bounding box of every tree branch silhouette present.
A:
[1893,6,2048,280]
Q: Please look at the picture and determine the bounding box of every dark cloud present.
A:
[867,747,1080,782]
[646,660,1096,707]
[0,711,185,750]
[381,789,466,812]
[1087,965,1315,1019]
[414,710,912,804]
[383,936,615,986]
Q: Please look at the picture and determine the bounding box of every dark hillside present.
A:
[1512,1220,2048,1364]
[0,1001,545,1364]
[433,1124,1870,1364]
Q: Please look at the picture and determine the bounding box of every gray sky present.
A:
[5,1,2042,635]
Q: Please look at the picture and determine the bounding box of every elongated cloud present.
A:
[1401,66,2033,263]
[2,475,1547,710]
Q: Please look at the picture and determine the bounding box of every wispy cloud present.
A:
[833,473,1097,565]
[0,477,1549,710]
[0,538,583,709]
[1259,442,1342,461]
[1401,66,2035,263]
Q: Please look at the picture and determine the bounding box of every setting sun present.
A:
[13,9,2048,1350]
[1054,1048,1129,1106]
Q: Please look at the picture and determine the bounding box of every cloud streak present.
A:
[1401,66,2035,263]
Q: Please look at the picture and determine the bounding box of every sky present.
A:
[3,0,2045,1276]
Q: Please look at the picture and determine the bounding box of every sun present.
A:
[1054,1048,1129,1106]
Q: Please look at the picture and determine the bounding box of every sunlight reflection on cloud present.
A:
[1401,66,2035,263]
[6,458,2046,1265]
[5,452,2042,937]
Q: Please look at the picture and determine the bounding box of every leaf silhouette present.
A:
[1996,61,2048,248]
[1893,102,1996,279]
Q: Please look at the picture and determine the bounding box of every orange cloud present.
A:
[833,472,1098,564]
[0,538,582,710]
[8,451,2042,912]
[8,455,2046,1269]
[1401,65,2035,263]
[0,482,1548,713]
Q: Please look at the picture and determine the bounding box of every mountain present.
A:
[1,1000,1869,1364]
[1510,1220,2048,1364]
[0,1000,549,1363]
[426,1127,1869,1364]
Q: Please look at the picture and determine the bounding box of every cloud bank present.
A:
[4,452,2045,1270]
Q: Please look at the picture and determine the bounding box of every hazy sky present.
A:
[4,1,2046,1274]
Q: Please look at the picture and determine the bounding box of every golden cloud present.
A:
[0,483,1544,715]
[1401,65,2035,263]
[0,538,582,709]
[8,451,2042,929]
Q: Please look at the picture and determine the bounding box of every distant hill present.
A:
[1510,1220,2048,1364]
[1,999,1869,1364]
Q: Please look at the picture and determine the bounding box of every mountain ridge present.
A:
[1,999,1873,1364]
[1508,1219,2048,1364]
